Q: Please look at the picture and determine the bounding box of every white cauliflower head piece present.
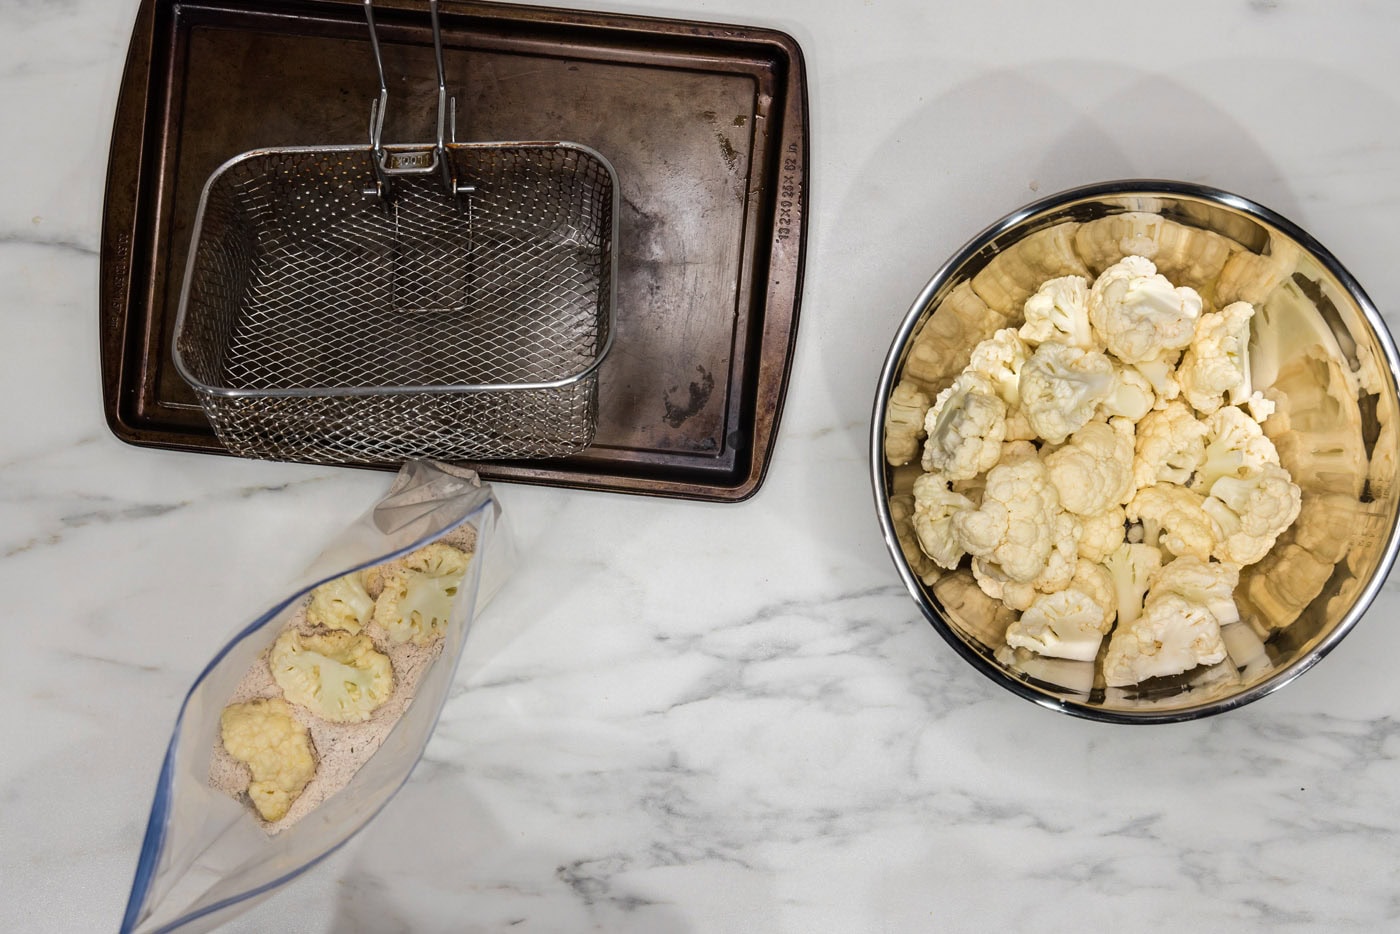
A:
[1019,275,1096,350]
[1127,483,1219,563]
[1005,560,1115,660]
[1044,418,1135,517]
[306,573,375,635]
[1100,364,1156,421]
[1177,301,1256,415]
[1018,342,1117,445]
[911,473,976,570]
[1149,556,1241,627]
[1202,463,1303,566]
[884,379,930,467]
[220,698,317,822]
[1078,505,1126,563]
[1191,405,1281,494]
[374,542,473,646]
[953,450,1062,584]
[1133,401,1207,490]
[270,629,394,723]
[1088,255,1202,364]
[921,371,1008,480]
[1103,591,1228,687]
[965,328,1029,407]
[1103,542,1164,628]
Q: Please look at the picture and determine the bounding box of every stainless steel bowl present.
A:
[872,180,1400,723]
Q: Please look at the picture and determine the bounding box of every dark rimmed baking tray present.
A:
[100,0,807,502]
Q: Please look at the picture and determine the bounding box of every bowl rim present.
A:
[870,178,1400,724]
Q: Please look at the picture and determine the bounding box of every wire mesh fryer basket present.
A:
[171,1,617,465]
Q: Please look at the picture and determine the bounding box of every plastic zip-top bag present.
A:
[121,460,512,933]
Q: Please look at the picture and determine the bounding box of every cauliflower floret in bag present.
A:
[219,698,317,822]
[1088,255,1202,364]
[270,629,395,723]
[921,371,1008,480]
[374,542,473,646]
[1018,341,1117,445]
[305,573,376,635]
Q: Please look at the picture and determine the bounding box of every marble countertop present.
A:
[6,0,1400,930]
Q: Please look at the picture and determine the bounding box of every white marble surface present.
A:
[4,0,1400,930]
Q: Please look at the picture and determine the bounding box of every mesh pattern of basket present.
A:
[173,142,615,464]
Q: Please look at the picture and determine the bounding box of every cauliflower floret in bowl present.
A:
[872,180,1400,722]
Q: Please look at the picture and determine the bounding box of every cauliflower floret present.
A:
[270,629,394,723]
[1133,401,1207,489]
[1129,353,1182,407]
[1087,255,1202,364]
[1006,586,1109,661]
[970,509,1080,611]
[921,371,1007,480]
[1078,506,1126,563]
[373,542,472,646]
[1100,365,1156,421]
[1003,408,1037,442]
[911,473,976,570]
[953,451,1063,584]
[965,328,1029,406]
[1019,342,1117,444]
[1126,484,1218,563]
[1149,556,1241,627]
[1177,302,1256,415]
[220,698,317,822]
[1103,592,1228,687]
[884,379,931,467]
[1103,542,1164,628]
[1190,405,1281,493]
[1202,463,1303,567]
[1019,275,1096,349]
[1044,418,1135,517]
[305,573,375,635]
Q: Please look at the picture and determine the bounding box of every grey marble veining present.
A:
[4,0,1400,931]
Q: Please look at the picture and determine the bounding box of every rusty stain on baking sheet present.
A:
[663,366,716,427]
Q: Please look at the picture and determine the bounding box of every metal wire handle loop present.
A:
[364,0,461,200]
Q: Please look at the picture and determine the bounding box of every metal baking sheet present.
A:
[100,0,808,501]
